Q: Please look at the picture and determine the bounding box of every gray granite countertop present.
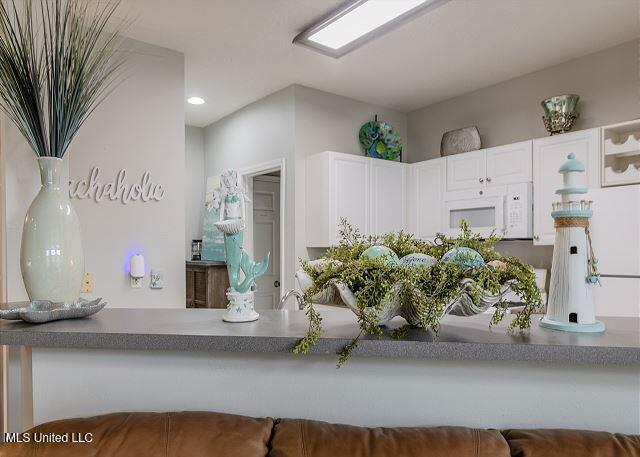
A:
[0,307,638,365]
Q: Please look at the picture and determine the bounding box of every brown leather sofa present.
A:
[1,411,638,456]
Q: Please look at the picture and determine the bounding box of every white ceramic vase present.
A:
[20,157,84,303]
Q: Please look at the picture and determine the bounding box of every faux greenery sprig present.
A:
[294,219,541,367]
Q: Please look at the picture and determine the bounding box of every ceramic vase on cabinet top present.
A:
[20,157,84,303]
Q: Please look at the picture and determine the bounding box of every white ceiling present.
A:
[120,0,639,127]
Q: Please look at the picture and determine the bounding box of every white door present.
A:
[370,160,406,235]
[409,158,445,240]
[253,176,280,309]
[332,154,369,243]
[485,140,532,186]
[533,128,600,245]
[446,150,486,191]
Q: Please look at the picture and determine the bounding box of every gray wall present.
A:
[203,86,296,291]
[293,85,407,160]
[4,40,185,307]
[185,126,205,260]
[407,40,640,162]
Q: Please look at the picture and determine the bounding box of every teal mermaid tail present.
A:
[235,249,270,293]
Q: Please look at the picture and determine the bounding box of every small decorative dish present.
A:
[0,297,107,324]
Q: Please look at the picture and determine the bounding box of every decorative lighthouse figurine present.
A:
[209,170,270,322]
[540,153,604,333]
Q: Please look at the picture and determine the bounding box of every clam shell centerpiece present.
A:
[295,249,511,327]
[292,221,541,366]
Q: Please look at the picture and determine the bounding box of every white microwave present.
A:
[444,183,533,239]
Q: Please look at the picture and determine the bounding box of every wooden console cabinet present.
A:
[186,261,230,308]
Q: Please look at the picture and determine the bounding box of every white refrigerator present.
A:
[588,185,640,317]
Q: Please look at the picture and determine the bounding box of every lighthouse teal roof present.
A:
[558,153,585,173]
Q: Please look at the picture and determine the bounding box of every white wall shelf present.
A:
[604,136,640,156]
[601,119,640,187]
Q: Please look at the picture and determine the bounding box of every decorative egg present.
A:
[399,253,437,269]
[361,245,400,266]
[488,260,508,271]
[440,247,484,270]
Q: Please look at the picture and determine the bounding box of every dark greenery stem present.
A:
[0,0,127,158]
[293,219,542,367]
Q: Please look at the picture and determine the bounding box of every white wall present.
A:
[32,348,640,435]
[407,40,639,162]
[3,40,186,307]
[185,126,205,260]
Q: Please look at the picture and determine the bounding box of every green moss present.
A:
[294,219,541,366]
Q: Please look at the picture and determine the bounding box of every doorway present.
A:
[238,159,285,309]
[252,173,280,308]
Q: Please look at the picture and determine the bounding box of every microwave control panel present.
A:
[505,182,533,238]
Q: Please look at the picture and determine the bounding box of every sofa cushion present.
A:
[0,411,274,457]
[270,419,511,457]
[503,429,640,457]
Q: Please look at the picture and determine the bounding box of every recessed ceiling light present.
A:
[187,96,205,105]
[293,0,449,58]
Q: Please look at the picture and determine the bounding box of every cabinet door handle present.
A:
[534,235,540,241]
[486,177,492,183]
[479,178,484,183]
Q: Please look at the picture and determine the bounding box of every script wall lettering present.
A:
[69,167,165,204]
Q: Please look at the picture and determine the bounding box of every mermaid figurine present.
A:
[211,170,269,322]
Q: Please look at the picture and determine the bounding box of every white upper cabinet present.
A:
[533,128,600,245]
[306,152,370,247]
[370,159,406,235]
[306,151,407,247]
[446,150,485,191]
[306,129,601,248]
[447,141,532,191]
[333,154,370,239]
[485,141,533,185]
[408,158,445,240]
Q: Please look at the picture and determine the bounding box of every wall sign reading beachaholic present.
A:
[69,167,165,204]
